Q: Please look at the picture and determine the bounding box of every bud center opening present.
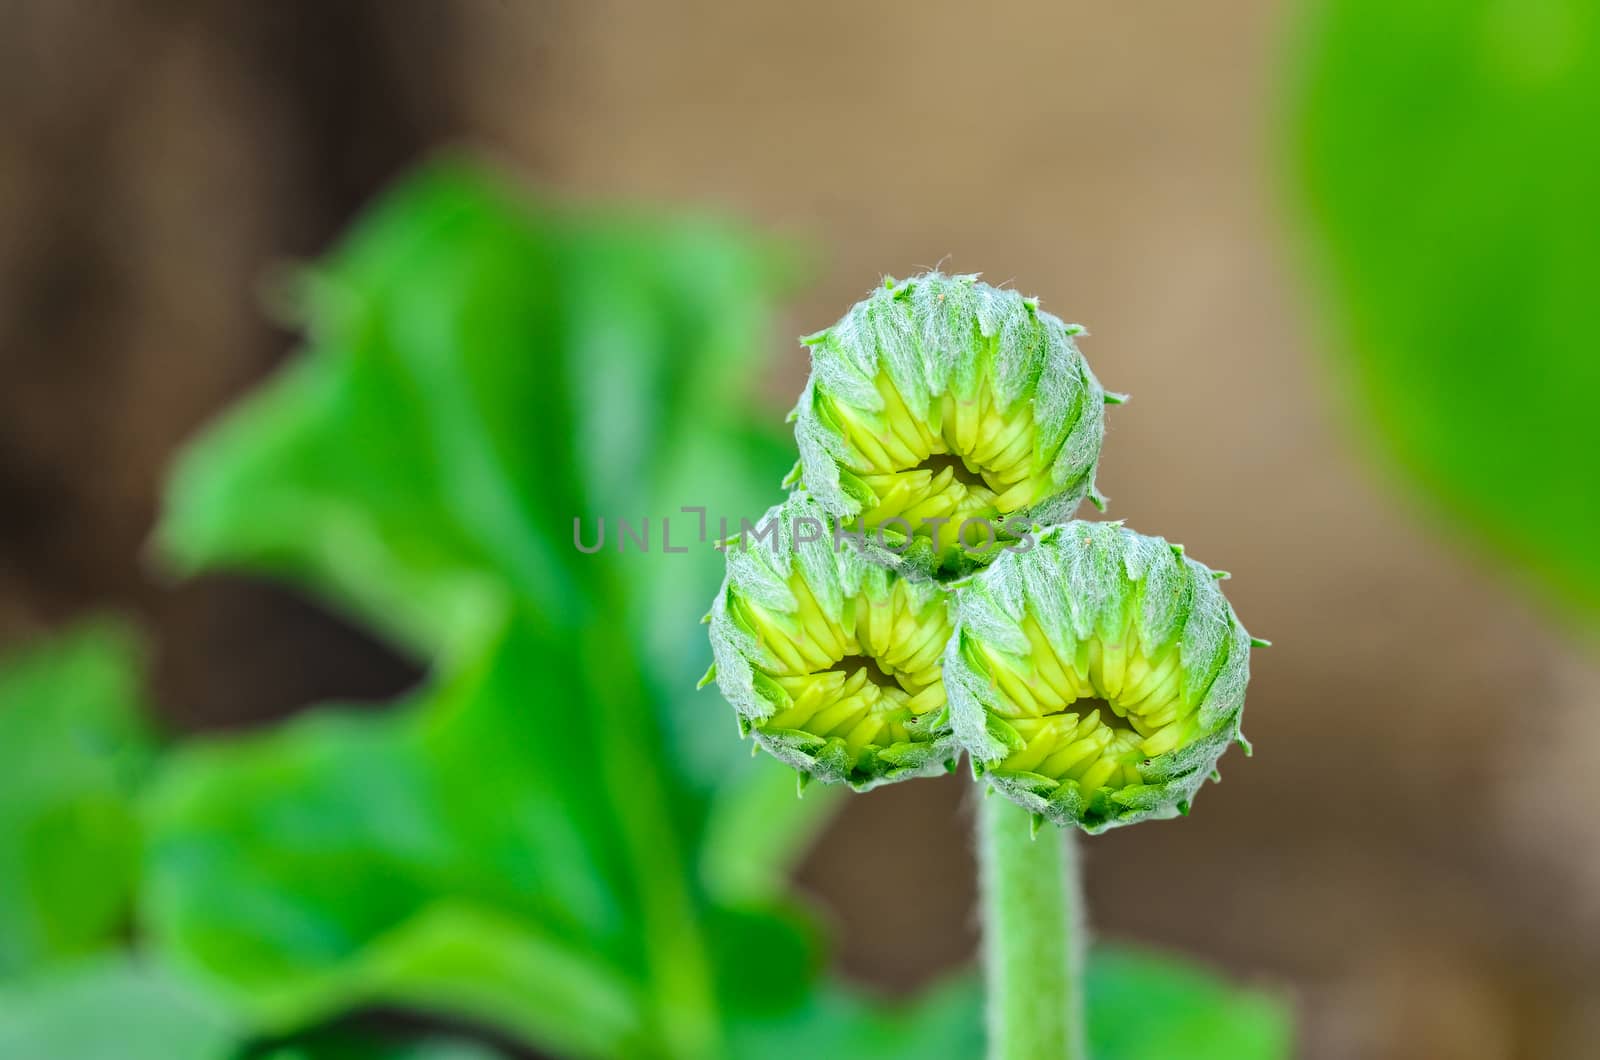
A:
[914,453,992,492]
[830,652,903,690]
[1058,696,1137,735]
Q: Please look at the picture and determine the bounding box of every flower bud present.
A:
[791,272,1119,574]
[704,494,958,790]
[945,521,1257,832]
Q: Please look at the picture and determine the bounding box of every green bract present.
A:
[706,494,958,790]
[945,521,1255,834]
[790,272,1119,574]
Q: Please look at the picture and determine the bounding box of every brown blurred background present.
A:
[4,2,1599,1057]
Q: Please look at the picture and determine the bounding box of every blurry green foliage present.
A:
[734,958,1290,1060]
[150,163,836,1058]
[0,952,505,1060]
[1087,948,1292,1059]
[0,954,238,1060]
[0,624,252,1060]
[0,622,151,978]
[0,161,1291,1057]
[1293,0,1600,628]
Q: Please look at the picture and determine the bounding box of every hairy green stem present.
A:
[978,795,1086,1060]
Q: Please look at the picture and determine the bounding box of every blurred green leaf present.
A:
[142,600,720,1057]
[148,161,850,1058]
[352,902,640,1056]
[729,945,1291,1060]
[1292,0,1600,627]
[141,633,645,1056]
[0,621,152,979]
[728,977,985,1059]
[159,162,793,670]
[1087,945,1293,1060]
[0,954,239,1060]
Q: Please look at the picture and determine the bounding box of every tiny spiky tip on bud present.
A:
[944,521,1257,833]
[791,272,1118,574]
[706,495,958,791]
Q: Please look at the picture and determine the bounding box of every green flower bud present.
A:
[791,272,1120,574]
[945,521,1257,833]
[705,494,958,790]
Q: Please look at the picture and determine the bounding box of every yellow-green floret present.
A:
[945,521,1256,832]
[706,495,957,789]
[791,272,1119,573]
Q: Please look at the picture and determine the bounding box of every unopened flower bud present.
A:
[704,495,958,790]
[945,521,1258,832]
[790,272,1120,574]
